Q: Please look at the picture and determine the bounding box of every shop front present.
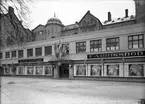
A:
[73,50,145,81]
[49,60,74,79]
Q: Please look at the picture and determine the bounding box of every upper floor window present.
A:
[45,46,52,56]
[90,39,102,52]
[27,49,33,57]
[11,50,16,58]
[0,52,2,59]
[128,34,144,49]
[35,47,42,57]
[5,52,10,58]
[76,41,86,53]
[106,37,119,51]
[18,50,23,58]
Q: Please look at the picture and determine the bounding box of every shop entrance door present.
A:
[59,64,69,78]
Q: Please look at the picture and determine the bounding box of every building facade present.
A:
[0,0,145,81]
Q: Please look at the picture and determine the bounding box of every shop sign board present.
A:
[87,51,145,59]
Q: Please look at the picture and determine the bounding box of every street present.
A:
[1,77,145,104]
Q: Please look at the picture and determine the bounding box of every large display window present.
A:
[75,64,86,76]
[129,64,144,77]
[44,65,52,76]
[18,66,24,75]
[107,64,119,76]
[35,66,43,75]
[27,66,34,75]
[4,68,10,74]
[90,65,102,76]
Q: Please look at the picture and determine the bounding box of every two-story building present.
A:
[0,0,145,81]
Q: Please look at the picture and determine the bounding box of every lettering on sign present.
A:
[87,51,145,59]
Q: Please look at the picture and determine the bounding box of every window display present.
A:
[107,64,119,76]
[129,64,144,76]
[18,67,24,75]
[90,65,102,76]
[44,65,52,75]
[4,68,10,74]
[35,66,43,75]
[75,64,86,76]
[27,66,34,75]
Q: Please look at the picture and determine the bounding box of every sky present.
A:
[26,0,135,30]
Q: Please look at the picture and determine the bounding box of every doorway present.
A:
[59,64,69,78]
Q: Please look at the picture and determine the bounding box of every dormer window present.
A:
[39,31,43,35]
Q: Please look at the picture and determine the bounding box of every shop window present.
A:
[0,52,3,59]
[106,37,119,51]
[18,50,23,58]
[76,41,86,53]
[11,50,16,58]
[90,39,102,52]
[5,52,10,58]
[35,47,42,57]
[27,66,34,75]
[27,49,33,57]
[35,66,43,75]
[44,65,52,75]
[107,64,119,76]
[90,65,102,76]
[128,34,144,49]
[129,64,144,76]
[45,46,52,56]
[4,68,10,74]
[75,64,86,76]
[18,66,24,75]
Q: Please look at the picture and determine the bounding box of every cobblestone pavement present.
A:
[1,77,145,104]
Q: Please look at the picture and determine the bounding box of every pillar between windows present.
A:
[42,47,44,56]
[86,40,90,53]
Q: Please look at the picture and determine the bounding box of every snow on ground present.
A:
[1,77,145,104]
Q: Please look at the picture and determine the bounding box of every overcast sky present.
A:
[27,0,135,30]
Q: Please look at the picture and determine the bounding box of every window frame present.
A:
[128,34,144,49]
[5,52,10,58]
[11,50,17,58]
[27,48,33,57]
[76,41,86,53]
[106,37,119,51]
[18,50,23,58]
[35,47,42,57]
[45,46,52,56]
[90,39,102,52]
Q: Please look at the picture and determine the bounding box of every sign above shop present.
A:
[18,58,43,63]
[87,51,145,59]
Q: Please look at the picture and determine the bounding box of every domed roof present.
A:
[46,16,63,26]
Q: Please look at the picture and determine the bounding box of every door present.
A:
[59,64,69,78]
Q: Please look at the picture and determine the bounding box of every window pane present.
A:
[139,34,143,39]
[0,53,2,59]
[90,65,102,76]
[128,36,132,41]
[107,64,119,76]
[76,65,86,76]
[129,64,144,76]
[18,50,23,58]
[27,49,33,57]
[133,41,138,48]
[139,40,143,48]
[12,51,16,58]
[45,46,52,55]
[133,36,138,40]
[36,47,42,56]
[6,52,10,58]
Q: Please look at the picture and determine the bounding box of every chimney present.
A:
[8,6,14,13]
[108,12,111,21]
[125,9,128,18]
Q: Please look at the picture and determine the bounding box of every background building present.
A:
[0,0,145,81]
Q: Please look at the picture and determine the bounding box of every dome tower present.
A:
[46,14,64,38]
